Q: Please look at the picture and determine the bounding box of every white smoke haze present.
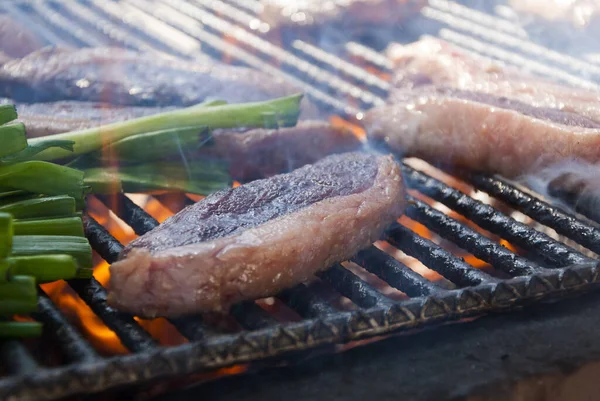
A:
[521,159,600,223]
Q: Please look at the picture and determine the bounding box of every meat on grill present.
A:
[208,121,363,181]
[0,47,315,114]
[107,152,405,317]
[367,37,600,177]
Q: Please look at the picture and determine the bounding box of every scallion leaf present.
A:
[0,212,12,259]
[12,235,93,268]
[84,160,231,195]
[0,104,18,126]
[0,161,88,201]
[13,216,84,237]
[0,123,27,159]
[29,94,303,161]
[0,196,76,219]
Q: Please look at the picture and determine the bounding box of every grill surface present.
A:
[2,1,600,400]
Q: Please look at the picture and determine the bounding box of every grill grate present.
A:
[2,0,600,400]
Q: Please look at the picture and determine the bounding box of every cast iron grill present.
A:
[2,0,600,400]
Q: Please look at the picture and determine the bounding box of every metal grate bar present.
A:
[277,284,338,318]
[66,278,158,352]
[403,165,593,267]
[352,246,441,297]
[427,0,528,38]
[406,198,543,276]
[426,1,600,78]
[77,217,157,352]
[82,215,125,263]
[385,223,495,286]
[292,40,392,92]
[192,0,269,33]
[95,194,159,236]
[89,0,202,59]
[438,28,599,90]
[345,42,394,70]
[465,173,600,255]
[30,0,107,48]
[318,264,392,308]
[167,316,213,341]
[160,0,386,107]
[3,2,69,47]
[143,0,361,115]
[231,302,279,330]
[33,293,99,363]
[0,341,38,375]
[58,0,166,54]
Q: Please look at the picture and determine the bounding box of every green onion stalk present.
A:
[30,94,303,162]
[0,275,37,315]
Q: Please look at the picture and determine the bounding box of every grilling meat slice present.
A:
[208,121,363,181]
[0,47,314,113]
[107,152,405,317]
[368,37,600,177]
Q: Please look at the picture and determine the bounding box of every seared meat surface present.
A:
[0,47,307,108]
[108,152,405,317]
[367,38,600,177]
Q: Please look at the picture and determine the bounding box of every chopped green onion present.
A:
[0,321,43,338]
[0,104,18,126]
[0,260,9,284]
[0,195,76,219]
[0,192,39,207]
[12,235,93,268]
[7,255,87,282]
[30,94,303,161]
[83,125,212,165]
[1,140,75,165]
[0,161,88,201]
[0,123,27,159]
[0,212,12,259]
[13,216,84,237]
[0,275,37,315]
[84,160,232,195]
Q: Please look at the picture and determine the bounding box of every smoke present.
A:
[521,159,600,221]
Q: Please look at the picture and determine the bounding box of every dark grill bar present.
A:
[465,172,600,255]
[384,223,494,286]
[405,197,543,276]
[32,294,99,364]
[403,165,592,267]
[2,1,600,400]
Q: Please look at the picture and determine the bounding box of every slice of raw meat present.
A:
[366,94,600,178]
[368,37,600,177]
[0,47,313,112]
[208,121,363,181]
[107,152,405,317]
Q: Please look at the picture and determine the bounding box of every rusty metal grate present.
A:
[2,0,600,400]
